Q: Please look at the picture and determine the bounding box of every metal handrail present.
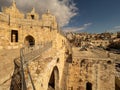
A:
[20,48,27,90]
[26,64,36,90]
[10,42,52,90]
[20,42,52,90]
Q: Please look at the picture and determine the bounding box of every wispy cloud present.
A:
[63,23,92,32]
[108,25,120,32]
[0,0,78,27]
[114,26,120,29]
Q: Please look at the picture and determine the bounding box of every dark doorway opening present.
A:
[115,77,120,90]
[11,30,18,42]
[48,66,59,90]
[48,70,55,89]
[25,35,35,46]
[86,82,92,90]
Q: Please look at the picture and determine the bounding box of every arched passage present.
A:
[48,66,59,90]
[24,35,35,46]
[86,82,92,90]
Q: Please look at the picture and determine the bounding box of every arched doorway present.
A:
[86,82,92,90]
[24,35,35,46]
[48,66,59,90]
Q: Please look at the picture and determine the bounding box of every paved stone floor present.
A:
[0,49,20,90]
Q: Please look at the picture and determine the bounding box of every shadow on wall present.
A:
[66,54,72,63]
[10,59,21,90]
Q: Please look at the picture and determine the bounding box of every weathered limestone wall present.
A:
[0,49,20,90]
[0,1,58,49]
[34,48,66,90]
[67,57,115,90]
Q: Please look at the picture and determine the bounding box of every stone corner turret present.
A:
[41,9,58,30]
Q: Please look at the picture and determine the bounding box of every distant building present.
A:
[90,40,110,47]
[117,32,120,38]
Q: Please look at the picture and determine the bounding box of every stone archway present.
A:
[24,35,35,46]
[48,66,59,90]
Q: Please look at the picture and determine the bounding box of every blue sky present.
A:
[0,0,120,33]
[65,0,120,33]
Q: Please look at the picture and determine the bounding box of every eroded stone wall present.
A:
[67,57,115,90]
[0,1,59,50]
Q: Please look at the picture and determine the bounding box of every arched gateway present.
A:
[24,35,35,46]
[48,66,59,90]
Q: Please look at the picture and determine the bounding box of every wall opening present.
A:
[24,35,35,46]
[11,30,18,42]
[115,77,120,90]
[48,66,59,90]
[107,60,112,64]
[86,82,92,90]
[31,15,34,19]
[80,59,86,67]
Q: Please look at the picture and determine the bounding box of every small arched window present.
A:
[80,59,86,67]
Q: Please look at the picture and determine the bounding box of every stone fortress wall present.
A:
[0,1,69,90]
[0,1,119,90]
[0,0,64,50]
[66,47,116,90]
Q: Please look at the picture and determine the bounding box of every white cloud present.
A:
[84,23,92,27]
[0,0,78,27]
[108,25,120,32]
[63,23,92,32]
[114,26,120,29]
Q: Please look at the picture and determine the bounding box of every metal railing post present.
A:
[18,42,52,90]
[26,64,36,90]
[20,48,27,90]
